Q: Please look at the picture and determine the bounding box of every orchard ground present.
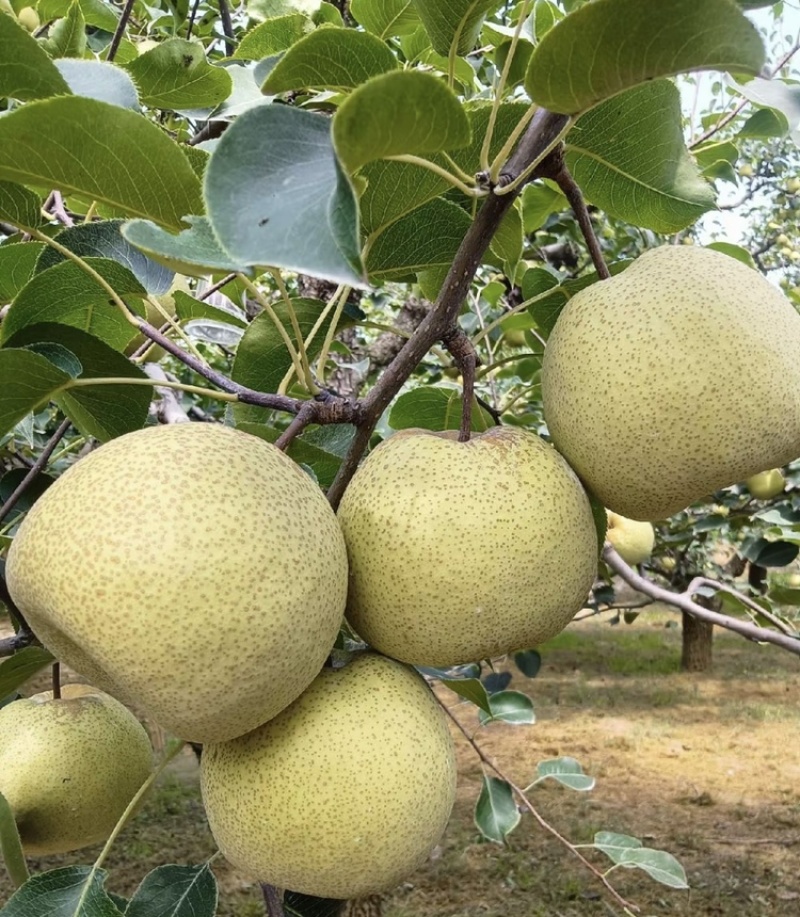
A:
[1,610,799,916]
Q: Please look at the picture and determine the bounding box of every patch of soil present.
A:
[1,613,799,916]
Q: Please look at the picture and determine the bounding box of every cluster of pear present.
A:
[3,244,799,897]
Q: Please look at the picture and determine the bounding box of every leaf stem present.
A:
[268,269,319,394]
[488,104,537,184]
[384,155,484,198]
[315,285,351,387]
[494,116,574,194]
[480,0,534,173]
[63,376,239,402]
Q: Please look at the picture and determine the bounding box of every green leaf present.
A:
[0,789,29,890]
[234,14,312,59]
[534,756,595,791]
[0,97,203,231]
[0,647,55,701]
[0,349,72,437]
[513,649,541,678]
[350,0,420,38]
[474,776,520,843]
[125,39,233,111]
[0,181,42,233]
[0,865,124,916]
[737,107,788,139]
[261,27,398,93]
[526,0,765,114]
[706,241,756,269]
[439,676,491,714]
[411,0,501,56]
[730,76,800,145]
[205,105,363,285]
[593,832,688,889]
[126,864,217,917]
[3,324,151,442]
[488,204,523,278]
[366,198,472,279]
[333,70,471,174]
[0,11,72,101]
[388,386,492,433]
[478,690,535,726]
[173,290,247,329]
[54,60,139,110]
[122,216,249,277]
[248,0,322,20]
[564,81,715,232]
[2,258,145,352]
[284,891,345,917]
[231,297,352,423]
[0,243,45,303]
[521,182,566,233]
[739,536,799,568]
[358,157,450,237]
[0,467,55,523]
[37,220,173,294]
[39,0,119,31]
[43,0,87,59]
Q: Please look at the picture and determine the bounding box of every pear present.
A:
[606,511,655,565]
[201,652,456,899]
[337,426,597,666]
[0,684,152,856]
[542,245,800,520]
[6,423,348,744]
[746,468,785,500]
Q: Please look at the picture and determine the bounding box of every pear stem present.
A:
[534,148,611,281]
[51,662,61,700]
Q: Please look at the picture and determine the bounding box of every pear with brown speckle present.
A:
[542,245,800,521]
[337,426,598,666]
[0,684,152,855]
[6,424,348,743]
[200,652,456,899]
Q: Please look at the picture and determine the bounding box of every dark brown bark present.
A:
[681,597,715,672]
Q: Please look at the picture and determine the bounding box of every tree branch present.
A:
[106,0,136,63]
[439,699,639,914]
[261,884,285,917]
[324,109,571,507]
[603,546,800,656]
[0,417,71,525]
[0,578,36,658]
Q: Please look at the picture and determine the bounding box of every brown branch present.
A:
[261,884,285,917]
[603,546,800,656]
[0,417,71,525]
[442,327,480,442]
[535,148,609,280]
[106,0,136,63]
[686,576,797,637]
[439,699,639,914]
[274,402,318,452]
[0,578,36,658]
[217,0,235,57]
[324,109,571,507]
[198,274,237,300]
[690,39,800,149]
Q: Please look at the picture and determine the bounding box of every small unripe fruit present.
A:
[746,468,785,500]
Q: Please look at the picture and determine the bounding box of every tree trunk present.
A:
[681,603,714,672]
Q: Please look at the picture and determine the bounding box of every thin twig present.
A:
[0,418,71,525]
[106,0,136,62]
[439,700,639,914]
[186,0,202,40]
[603,546,800,656]
[218,0,235,57]
[274,402,318,452]
[198,273,237,301]
[0,579,36,658]
[690,39,800,148]
[686,576,798,637]
[261,884,286,917]
[52,662,61,699]
[325,109,571,508]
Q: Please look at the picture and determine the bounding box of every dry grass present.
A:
[2,610,799,916]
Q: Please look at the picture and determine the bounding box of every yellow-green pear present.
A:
[337,426,597,666]
[0,684,152,855]
[6,423,348,743]
[746,468,785,500]
[542,246,800,521]
[201,652,456,899]
[606,511,655,565]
